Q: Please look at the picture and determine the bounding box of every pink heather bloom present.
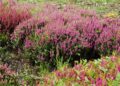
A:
[35,29,41,35]
[117,65,120,72]
[24,39,33,48]
[55,71,63,78]
[0,1,2,6]
[91,79,95,84]
[96,78,107,86]
[118,47,120,52]
[0,74,3,79]
[74,64,82,70]
[110,56,117,62]
[106,74,115,80]
[8,0,17,6]
[96,78,103,86]
[101,59,108,67]
[5,68,15,75]
[0,64,8,70]
[79,71,86,81]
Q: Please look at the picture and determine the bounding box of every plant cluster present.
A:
[0,0,31,35]
[11,4,120,63]
[43,56,120,86]
[0,0,32,52]
[0,0,120,86]
[0,64,16,85]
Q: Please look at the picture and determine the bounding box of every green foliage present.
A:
[55,79,66,86]
[90,0,115,4]
[0,34,8,46]
[112,73,120,86]
[55,57,69,70]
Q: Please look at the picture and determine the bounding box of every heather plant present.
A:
[0,1,34,51]
[0,0,33,65]
[0,1,31,35]
[12,4,120,66]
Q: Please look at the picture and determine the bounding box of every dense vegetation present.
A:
[0,0,120,85]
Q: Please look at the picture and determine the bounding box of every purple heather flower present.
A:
[11,4,120,60]
[117,65,120,72]
[55,71,63,78]
[24,39,33,48]
[96,78,107,86]
[79,71,86,81]
[96,78,103,86]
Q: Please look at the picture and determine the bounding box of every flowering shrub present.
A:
[43,56,120,86]
[0,0,33,55]
[0,0,31,35]
[12,4,120,63]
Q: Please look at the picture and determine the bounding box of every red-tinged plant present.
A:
[43,56,120,85]
[24,38,33,48]
[117,65,120,72]
[0,0,31,35]
[95,77,107,86]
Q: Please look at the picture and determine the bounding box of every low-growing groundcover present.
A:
[0,56,120,85]
[0,0,120,86]
[43,56,120,86]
